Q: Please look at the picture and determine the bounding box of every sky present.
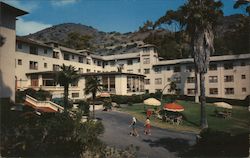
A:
[1,0,246,36]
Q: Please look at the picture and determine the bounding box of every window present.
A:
[224,62,233,70]
[30,46,38,55]
[155,78,162,85]
[64,53,70,60]
[143,58,150,64]
[186,65,194,72]
[17,43,22,49]
[72,93,79,98]
[224,75,234,82]
[53,51,59,59]
[17,59,22,65]
[187,89,195,95]
[155,67,161,74]
[144,69,150,74]
[42,74,56,86]
[209,76,218,83]
[87,69,91,72]
[145,79,150,85]
[187,77,195,83]
[241,62,246,66]
[97,61,102,66]
[225,88,234,95]
[44,63,47,68]
[241,75,246,79]
[209,88,218,95]
[242,87,246,92]
[78,68,83,73]
[209,63,217,71]
[44,49,47,54]
[138,69,141,73]
[72,55,74,59]
[167,78,171,82]
[79,56,83,63]
[127,59,133,65]
[127,69,133,73]
[174,66,181,72]
[30,75,38,86]
[166,66,170,71]
[29,61,38,70]
[110,60,115,66]
[174,77,181,83]
[53,64,60,71]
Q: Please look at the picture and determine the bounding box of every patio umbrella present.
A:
[98,92,111,98]
[143,98,161,106]
[214,102,233,109]
[163,102,184,112]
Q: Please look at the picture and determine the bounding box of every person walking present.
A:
[129,116,139,137]
[144,117,151,135]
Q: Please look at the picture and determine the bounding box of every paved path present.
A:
[96,110,197,158]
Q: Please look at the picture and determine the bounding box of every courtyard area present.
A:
[96,110,196,158]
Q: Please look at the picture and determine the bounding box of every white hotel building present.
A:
[1,2,250,102]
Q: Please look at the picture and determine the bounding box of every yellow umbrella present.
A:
[214,102,233,109]
[143,98,161,106]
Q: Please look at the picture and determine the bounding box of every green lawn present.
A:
[119,100,250,134]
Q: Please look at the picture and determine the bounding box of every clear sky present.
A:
[1,0,246,35]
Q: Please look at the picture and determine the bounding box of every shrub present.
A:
[78,100,90,116]
[0,103,104,157]
[16,88,52,103]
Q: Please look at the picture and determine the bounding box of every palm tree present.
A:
[155,0,223,129]
[57,64,79,110]
[84,76,102,119]
[234,0,250,15]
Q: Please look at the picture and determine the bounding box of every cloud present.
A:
[51,0,78,6]
[1,0,38,12]
[16,18,52,36]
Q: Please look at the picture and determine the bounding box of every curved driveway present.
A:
[96,110,197,158]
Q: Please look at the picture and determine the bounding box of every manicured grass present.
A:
[119,100,250,134]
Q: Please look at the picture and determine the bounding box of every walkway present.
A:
[96,110,197,158]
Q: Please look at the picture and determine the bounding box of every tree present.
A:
[84,76,102,119]
[65,32,92,50]
[155,0,223,129]
[56,64,79,110]
[234,0,250,15]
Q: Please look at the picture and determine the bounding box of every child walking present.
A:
[129,116,139,137]
[144,117,151,135]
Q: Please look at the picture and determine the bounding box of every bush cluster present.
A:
[16,88,52,103]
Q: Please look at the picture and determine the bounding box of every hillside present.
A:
[25,14,249,59]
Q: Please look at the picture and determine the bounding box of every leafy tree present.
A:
[155,0,223,129]
[139,20,154,32]
[84,76,102,119]
[56,64,80,110]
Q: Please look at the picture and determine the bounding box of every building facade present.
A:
[14,36,250,100]
[1,2,249,102]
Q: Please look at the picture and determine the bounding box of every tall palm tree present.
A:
[84,76,102,119]
[57,64,79,110]
[155,0,223,129]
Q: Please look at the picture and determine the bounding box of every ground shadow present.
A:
[179,129,249,157]
[143,137,191,153]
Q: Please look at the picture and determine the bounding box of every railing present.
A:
[25,95,64,112]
